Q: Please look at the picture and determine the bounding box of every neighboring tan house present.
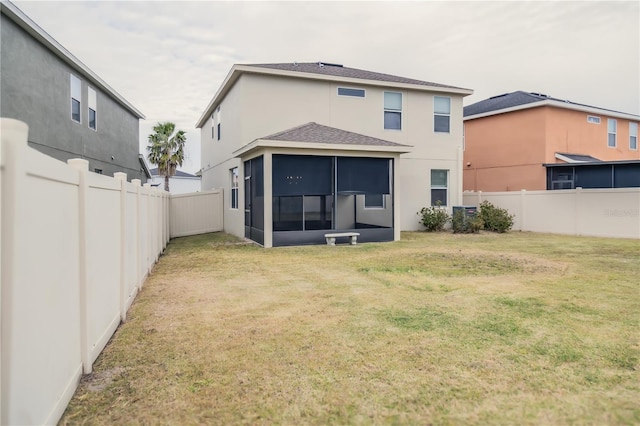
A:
[463,91,640,191]
[148,168,201,194]
[196,62,473,247]
[0,1,148,181]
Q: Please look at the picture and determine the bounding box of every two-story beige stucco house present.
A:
[196,62,473,247]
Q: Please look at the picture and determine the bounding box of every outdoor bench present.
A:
[324,232,360,246]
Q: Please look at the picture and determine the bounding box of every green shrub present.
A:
[452,210,484,234]
[479,201,515,233]
[417,203,450,232]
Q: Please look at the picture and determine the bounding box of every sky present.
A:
[13,0,640,174]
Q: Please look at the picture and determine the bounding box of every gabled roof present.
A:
[196,62,473,128]
[248,62,469,90]
[233,122,412,157]
[0,1,144,119]
[555,153,601,163]
[149,168,199,178]
[464,91,640,121]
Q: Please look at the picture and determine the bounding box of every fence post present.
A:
[143,183,152,276]
[132,179,142,290]
[114,173,128,322]
[67,159,92,375]
[1,119,30,424]
[520,189,526,231]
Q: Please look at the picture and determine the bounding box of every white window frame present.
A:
[383,91,402,130]
[88,87,97,131]
[430,169,449,207]
[364,194,385,209]
[434,96,451,133]
[630,122,638,151]
[70,74,81,123]
[607,119,617,148]
[337,87,366,98]
[587,115,601,124]
[230,167,239,209]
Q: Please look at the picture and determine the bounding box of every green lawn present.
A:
[60,231,640,425]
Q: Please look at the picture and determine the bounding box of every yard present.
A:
[60,231,639,425]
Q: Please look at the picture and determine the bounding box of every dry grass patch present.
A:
[60,232,640,425]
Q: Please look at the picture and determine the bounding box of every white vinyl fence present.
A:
[1,119,170,425]
[463,188,640,239]
[170,189,223,238]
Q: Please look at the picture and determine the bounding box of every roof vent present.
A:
[317,61,343,68]
[293,61,298,66]
[318,62,325,68]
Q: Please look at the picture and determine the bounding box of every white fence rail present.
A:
[170,189,223,238]
[463,188,640,239]
[1,119,170,425]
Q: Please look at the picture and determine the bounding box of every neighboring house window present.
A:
[88,87,97,131]
[607,119,617,147]
[94,168,102,174]
[630,122,638,150]
[431,169,448,206]
[384,91,402,130]
[434,96,451,133]
[230,167,238,209]
[364,194,385,209]
[70,74,81,123]
[217,107,221,141]
[587,115,601,124]
[338,87,365,97]
[211,113,215,139]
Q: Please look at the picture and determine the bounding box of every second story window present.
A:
[88,87,97,131]
[338,87,365,97]
[70,74,81,123]
[607,119,617,148]
[384,92,402,130]
[216,106,221,141]
[587,115,601,124]
[211,112,215,139]
[630,122,638,150]
[434,96,451,133]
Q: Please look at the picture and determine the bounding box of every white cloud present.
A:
[13,0,640,173]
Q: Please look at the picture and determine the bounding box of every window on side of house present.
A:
[70,74,81,123]
[94,168,103,174]
[434,96,451,133]
[587,115,601,124]
[216,107,221,141]
[630,122,638,150]
[364,193,385,209]
[88,87,97,130]
[338,87,365,97]
[608,119,617,147]
[230,167,238,209]
[384,91,402,130]
[211,112,216,140]
[431,169,448,206]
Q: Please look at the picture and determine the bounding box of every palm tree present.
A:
[147,122,186,192]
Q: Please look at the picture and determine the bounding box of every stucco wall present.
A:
[200,71,467,234]
[544,108,640,162]
[0,15,144,181]
[464,106,640,192]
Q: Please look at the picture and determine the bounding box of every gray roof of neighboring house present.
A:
[464,91,633,118]
[247,62,470,91]
[556,153,601,163]
[261,122,410,147]
[0,1,144,119]
[150,168,199,178]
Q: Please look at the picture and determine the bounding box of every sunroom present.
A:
[233,123,411,247]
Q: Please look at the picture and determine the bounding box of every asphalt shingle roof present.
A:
[556,153,601,163]
[464,91,632,117]
[261,122,410,147]
[246,62,468,90]
[150,168,198,178]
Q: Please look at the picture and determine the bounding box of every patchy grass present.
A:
[60,232,640,425]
